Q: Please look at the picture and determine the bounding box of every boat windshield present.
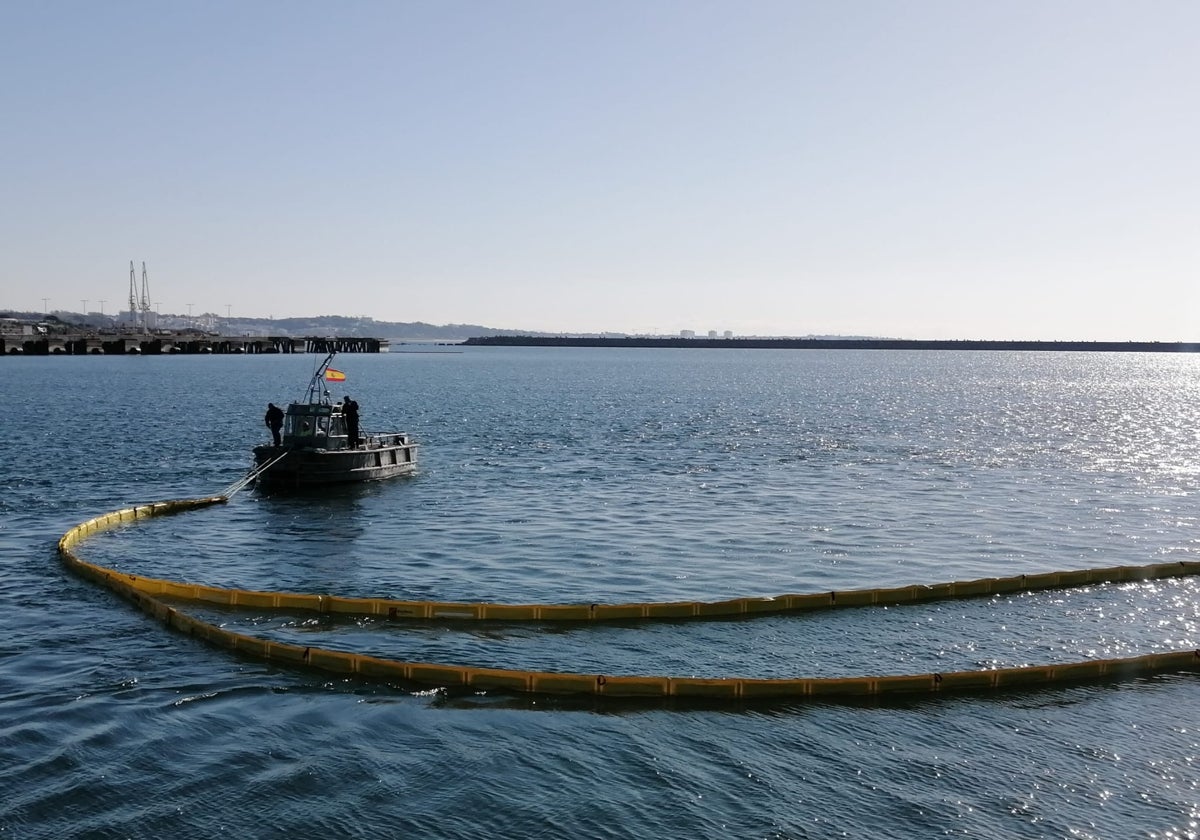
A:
[284,403,333,445]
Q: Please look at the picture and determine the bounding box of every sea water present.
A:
[2,348,1198,838]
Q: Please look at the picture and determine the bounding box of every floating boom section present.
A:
[57,496,1200,703]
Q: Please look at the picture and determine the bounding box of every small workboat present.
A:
[251,351,417,489]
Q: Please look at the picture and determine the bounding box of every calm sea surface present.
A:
[2,348,1198,838]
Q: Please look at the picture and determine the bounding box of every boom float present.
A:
[58,496,1200,702]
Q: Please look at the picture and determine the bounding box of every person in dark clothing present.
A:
[343,395,360,448]
[264,403,284,446]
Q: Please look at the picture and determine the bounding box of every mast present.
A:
[303,351,337,404]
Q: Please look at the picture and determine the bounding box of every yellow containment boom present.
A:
[58,496,1200,702]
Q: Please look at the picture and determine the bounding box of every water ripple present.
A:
[5,350,1200,837]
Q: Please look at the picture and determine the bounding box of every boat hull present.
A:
[252,441,417,489]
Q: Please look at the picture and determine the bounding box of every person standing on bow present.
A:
[264,403,284,447]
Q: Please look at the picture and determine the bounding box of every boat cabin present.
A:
[282,402,351,451]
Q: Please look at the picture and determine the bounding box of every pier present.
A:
[1,333,390,356]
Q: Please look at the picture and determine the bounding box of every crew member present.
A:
[344,395,360,448]
[264,403,284,447]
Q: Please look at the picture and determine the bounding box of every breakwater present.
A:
[464,336,1200,352]
[2,333,388,355]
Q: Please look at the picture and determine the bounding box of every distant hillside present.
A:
[255,316,545,341]
[1,309,884,342]
[0,310,551,341]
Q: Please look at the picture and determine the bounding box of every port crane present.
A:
[127,261,153,331]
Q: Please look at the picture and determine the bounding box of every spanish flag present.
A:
[324,368,346,382]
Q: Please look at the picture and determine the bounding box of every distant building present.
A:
[120,309,158,330]
[707,330,718,339]
[723,330,733,339]
[680,330,696,338]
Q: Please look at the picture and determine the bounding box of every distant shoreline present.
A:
[9,331,1200,355]
[464,336,1200,353]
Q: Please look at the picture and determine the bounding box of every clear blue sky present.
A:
[2,1,1197,339]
